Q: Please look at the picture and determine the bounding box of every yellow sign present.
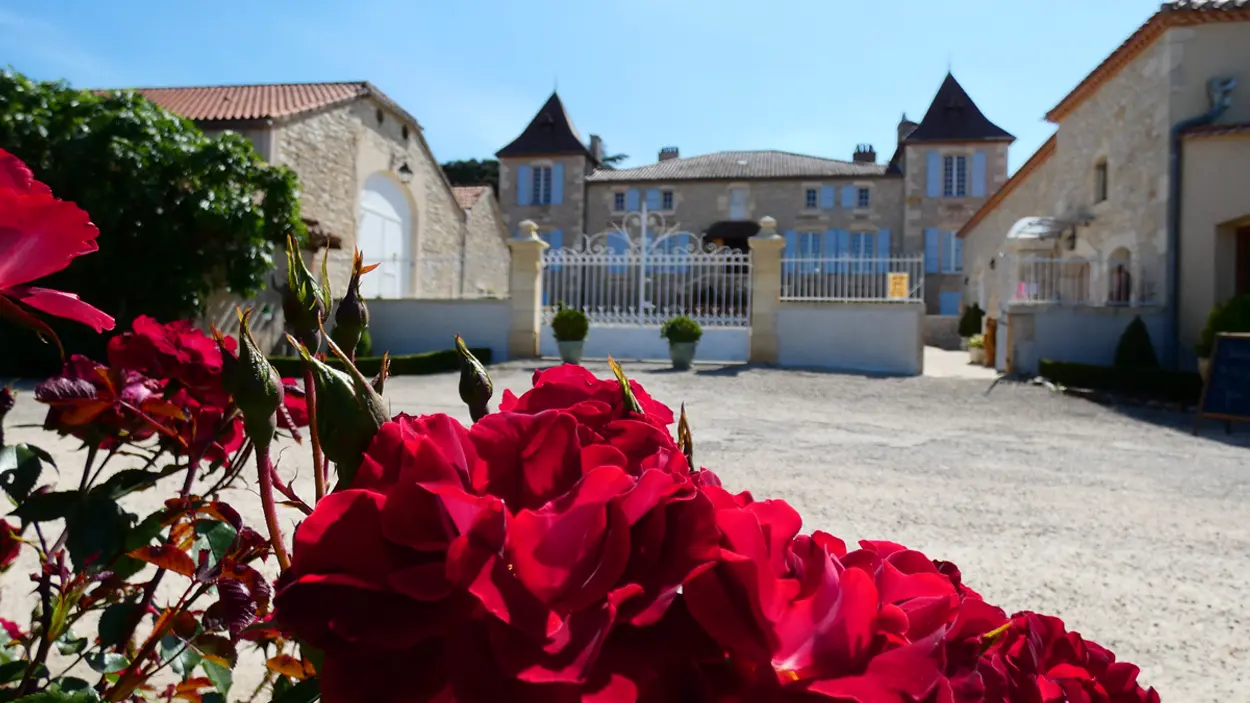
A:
[887,272,910,300]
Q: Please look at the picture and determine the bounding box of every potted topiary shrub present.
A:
[661,315,703,370]
[958,303,984,351]
[1195,294,1250,380]
[551,304,589,365]
[968,333,986,365]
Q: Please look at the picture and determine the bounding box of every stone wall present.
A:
[497,154,588,241]
[582,176,905,247]
[462,192,510,297]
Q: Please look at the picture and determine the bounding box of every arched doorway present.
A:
[1107,247,1132,305]
[358,173,413,298]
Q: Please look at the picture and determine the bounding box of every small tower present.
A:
[495,92,597,244]
[900,73,1015,315]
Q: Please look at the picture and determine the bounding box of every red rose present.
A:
[108,315,236,406]
[501,365,675,431]
[0,521,21,569]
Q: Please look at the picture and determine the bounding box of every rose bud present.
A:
[330,249,377,361]
[281,236,330,352]
[455,335,492,423]
[221,309,284,449]
[608,355,645,416]
[291,332,386,487]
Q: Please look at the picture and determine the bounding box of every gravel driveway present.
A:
[3,361,1247,700]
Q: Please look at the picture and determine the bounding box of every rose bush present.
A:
[0,147,1158,702]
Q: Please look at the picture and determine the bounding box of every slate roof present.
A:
[904,73,1014,143]
[452,185,490,209]
[586,150,887,182]
[496,92,594,160]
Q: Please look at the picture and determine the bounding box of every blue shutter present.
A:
[875,229,891,273]
[625,189,640,211]
[953,234,964,273]
[543,229,563,271]
[608,234,628,273]
[517,165,532,206]
[971,151,987,197]
[645,188,661,210]
[837,229,852,274]
[783,230,797,274]
[841,185,856,209]
[940,292,962,316]
[924,227,940,273]
[939,230,953,273]
[551,163,565,204]
[820,185,835,209]
[926,151,941,197]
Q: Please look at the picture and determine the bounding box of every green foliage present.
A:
[0,69,305,373]
[440,159,499,196]
[551,305,589,342]
[1113,316,1159,369]
[267,347,492,378]
[600,153,629,168]
[1038,359,1203,405]
[958,303,984,338]
[967,334,985,350]
[661,316,703,344]
[1196,294,1250,358]
[356,328,373,357]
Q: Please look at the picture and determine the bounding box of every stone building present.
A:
[453,186,510,297]
[958,0,1250,370]
[495,75,1014,316]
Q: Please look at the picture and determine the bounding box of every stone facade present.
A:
[959,14,1250,366]
[497,154,590,242]
[461,190,511,297]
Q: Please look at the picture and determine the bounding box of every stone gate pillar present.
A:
[507,220,548,359]
[748,217,784,364]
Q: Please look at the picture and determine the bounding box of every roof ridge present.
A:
[97,79,369,93]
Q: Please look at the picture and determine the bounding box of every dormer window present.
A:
[1094,159,1108,203]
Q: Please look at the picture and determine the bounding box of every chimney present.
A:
[589,134,604,162]
[897,113,919,143]
[852,144,877,163]
[658,146,680,162]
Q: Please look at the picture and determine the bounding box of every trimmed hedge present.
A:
[269,347,492,378]
[1038,359,1203,405]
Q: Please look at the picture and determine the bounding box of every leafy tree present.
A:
[600,153,628,167]
[0,69,305,373]
[441,158,499,195]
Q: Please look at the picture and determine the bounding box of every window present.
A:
[943,155,968,197]
[531,166,553,205]
[851,232,875,273]
[857,187,870,208]
[662,190,674,210]
[1094,160,1108,203]
[798,232,821,273]
[805,188,818,209]
[401,125,409,140]
[942,231,963,273]
[613,192,626,212]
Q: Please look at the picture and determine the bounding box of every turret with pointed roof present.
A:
[905,73,1014,144]
[496,92,597,162]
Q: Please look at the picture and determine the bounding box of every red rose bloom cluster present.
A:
[274,365,1159,703]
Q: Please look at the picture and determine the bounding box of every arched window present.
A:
[1107,247,1132,305]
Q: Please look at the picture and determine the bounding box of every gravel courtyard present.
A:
[4,361,1247,700]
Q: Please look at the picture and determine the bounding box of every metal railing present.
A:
[1003,254,1161,307]
[779,255,925,302]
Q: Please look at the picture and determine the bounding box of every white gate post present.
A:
[507,220,549,359]
[748,216,785,364]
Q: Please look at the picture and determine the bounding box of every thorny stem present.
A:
[270,467,313,515]
[305,368,327,503]
[16,562,55,696]
[105,581,207,701]
[257,446,292,571]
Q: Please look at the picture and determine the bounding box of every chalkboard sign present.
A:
[1194,333,1250,434]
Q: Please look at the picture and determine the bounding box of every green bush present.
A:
[1195,295,1250,358]
[968,334,985,350]
[661,316,703,344]
[1038,359,1202,405]
[958,303,984,338]
[268,347,491,378]
[551,305,589,342]
[1113,316,1158,369]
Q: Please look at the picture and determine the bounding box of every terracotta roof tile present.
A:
[95,81,370,121]
[452,185,490,209]
[586,150,885,182]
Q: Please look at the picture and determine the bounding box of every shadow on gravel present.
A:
[1111,404,1250,448]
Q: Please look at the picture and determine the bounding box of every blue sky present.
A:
[2,0,1160,173]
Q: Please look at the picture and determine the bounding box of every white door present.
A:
[358,173,412,298]
[729,188,748,220]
